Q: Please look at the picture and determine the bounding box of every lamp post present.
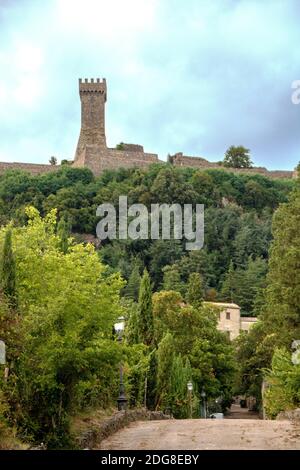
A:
[187,381,193,419]
[200,388,207,419]
[114,317,128,411]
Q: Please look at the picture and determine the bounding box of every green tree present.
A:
[220,260,235,303]
[146,349,158,410]
[223,145,253,168]
[169,355,196,418]
[57,216,72,254]
[124,262,141,301]
[0,207,125,447]
[263,347,300,418]
[125,300,139,345]
[234,322,274,406]
[233,211,271,266]
[186,272,204,306]
[153,290,236,406]
[221,257,267,315]
[162,264,185,294]
[261,186,300,345]
[116,142,125,150]
[1,229,17,308]
[137,269,154,346]
[234,182,300,406]
[156,332,175,410]
[148,240,184,289]
[49,156,57,166]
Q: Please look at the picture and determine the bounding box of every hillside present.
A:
[0,164,295,316]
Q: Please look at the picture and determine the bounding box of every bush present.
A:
[264,348,300,419]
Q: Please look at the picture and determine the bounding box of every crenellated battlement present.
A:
[75,77,107,156]
[79,78,107,100]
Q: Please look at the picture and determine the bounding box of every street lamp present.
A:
[114,316,128,411]
[187,381,193,419]
[200,388,207,419]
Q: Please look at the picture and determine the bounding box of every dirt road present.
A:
[99,418,300,450]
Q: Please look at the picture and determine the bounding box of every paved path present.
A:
[99,418,300,450]
[225,403,260,419]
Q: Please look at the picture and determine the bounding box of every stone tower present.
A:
[74,78,107,161]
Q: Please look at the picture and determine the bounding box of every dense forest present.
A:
[0,164,295,314]
[0,163,299,449]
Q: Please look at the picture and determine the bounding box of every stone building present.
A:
[207,302,258,341]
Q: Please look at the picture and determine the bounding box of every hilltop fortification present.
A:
[0,78,296,179]
[72,78,159,176]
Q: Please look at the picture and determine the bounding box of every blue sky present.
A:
[0,0,299,170]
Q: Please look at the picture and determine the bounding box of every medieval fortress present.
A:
[0,78,297,178]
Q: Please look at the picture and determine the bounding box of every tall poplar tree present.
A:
[1,229,17,308]
[220,260,236,303]
[186,272,204,307]
[57,216,71,254]
[125,263,141,301]
[137,269,154,346]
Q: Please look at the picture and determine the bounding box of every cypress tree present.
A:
[146,349,158,410]
[162,264,185,294]
[1,229,17,308]
[220,260,236,302]
[156,333,175,410]
[137,269,154,346]
[125,301,139,345]
[186,272,204,306]
[125,263,141,301]
[57,216,71,254]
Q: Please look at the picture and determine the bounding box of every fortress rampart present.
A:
[169,152,296,179]
[0,161,61,175]
[73,145,159,176]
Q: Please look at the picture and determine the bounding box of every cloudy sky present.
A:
[0,0,299,170]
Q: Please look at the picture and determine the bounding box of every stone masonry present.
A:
[72,78,160,176]
[75,78,107,159]
[169,152,296,179]
[72,145,158,176]
[0,161,61,175]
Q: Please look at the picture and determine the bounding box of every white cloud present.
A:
[55,0,158,41]
[13,76,43,107]
[12,41,44,73]
[0,0,299,168]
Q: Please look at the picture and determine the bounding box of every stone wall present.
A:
[76,409,171,449]
[169,152,295,179]
[0,154,295,180]
[0,161,61,176]
[241,317,258,333]
[276,408,300,421]
[169,152,218,169]
[73,145,159,176]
